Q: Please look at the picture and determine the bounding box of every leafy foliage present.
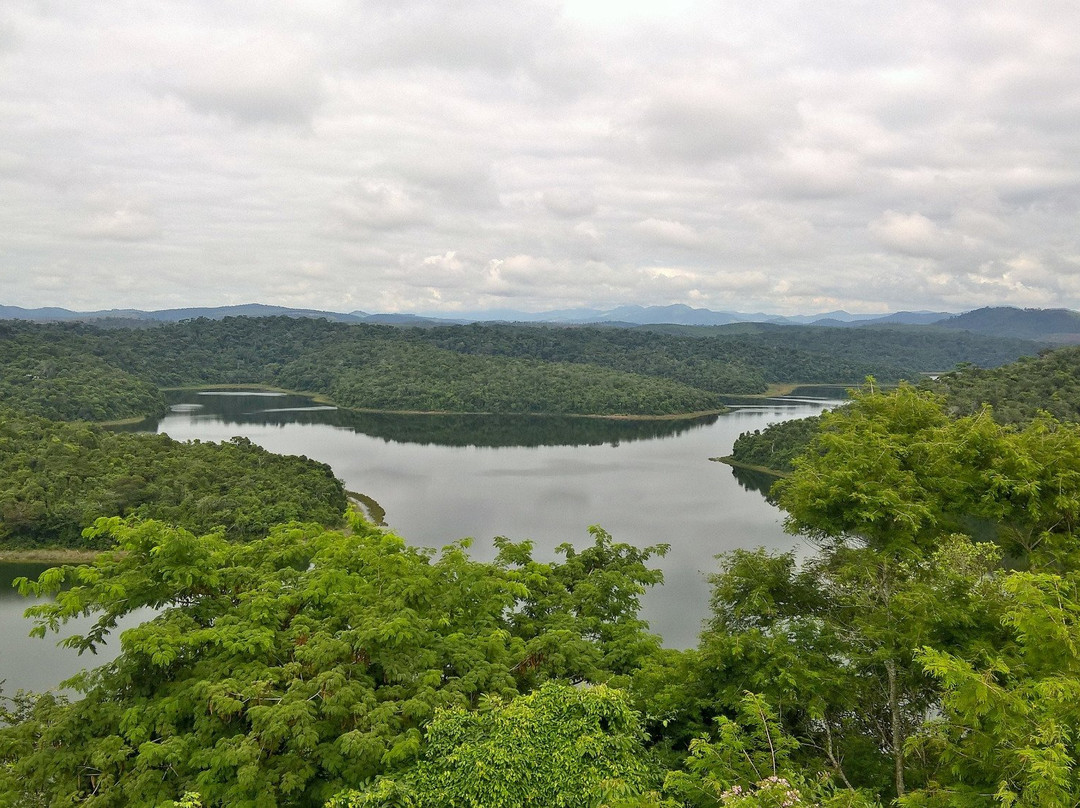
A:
[329,682,660,808]
[775,384,1080,567]
[0,516,666,807]
[0,411,347,547]
[687,537,1002,800]
[664,693,881,808]
[908,571,1080,807]
[774,384,958,553]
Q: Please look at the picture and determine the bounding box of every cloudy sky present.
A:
[2,1,1079,315]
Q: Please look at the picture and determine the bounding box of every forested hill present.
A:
[0,316,1040,422]
[416,322,1035,387]
[932,346,1080,423]
[640,321,1040,371]
[935,305,1080,342]
[729,345,1080,474]
[0,410,348,547]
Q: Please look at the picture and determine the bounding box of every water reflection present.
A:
[729,466,782,502]
[117,390,720,448]
[1,561,153,696]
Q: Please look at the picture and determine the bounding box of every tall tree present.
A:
[693,537,1001,801]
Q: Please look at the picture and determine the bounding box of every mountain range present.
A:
[3,303,1080,342]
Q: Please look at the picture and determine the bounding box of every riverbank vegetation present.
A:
[5,384,1080,805]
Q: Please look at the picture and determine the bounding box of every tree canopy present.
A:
[0,410,347,548]
[0,515,667,807]
[0,316,1039,422]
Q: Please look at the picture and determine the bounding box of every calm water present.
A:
[1,392,837,693]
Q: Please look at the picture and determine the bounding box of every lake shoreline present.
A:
[101,381,854,427]
[153,384,732,421]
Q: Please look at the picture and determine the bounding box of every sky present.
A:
[1,1,1079,316]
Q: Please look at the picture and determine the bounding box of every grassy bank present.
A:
[0,548,106,564]
[710,455,789,477]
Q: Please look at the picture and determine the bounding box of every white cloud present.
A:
[79,207,161,242]
[868,211,952,258]
[330,181,429,233]
[542,188,598,218]
[2,0,1080,314]
[630,80,798,164]
[633,218,700,248]
[166,33,326,127]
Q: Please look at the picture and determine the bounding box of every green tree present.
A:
[907,570,1080,807]
[774,383,955,555]
[692,537,1001,801]
[663,693,880,808]
[0,515,665,807]
[329,682,661,808]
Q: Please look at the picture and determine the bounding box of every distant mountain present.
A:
[778,310,869,325]
[593,304,744,325]
[7,302,1078,340]
[807,311,954,328]
[360,313,467,326]
[0,304,368,324]
[861,311,955,326]
[0,305,120,322]
[448,305,956,328]
[143,304,368,323]
[419,305,860,326]
[412,307,607,323]
[934,307,1080,343]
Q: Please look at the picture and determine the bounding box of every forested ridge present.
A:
[0,410,347,547]
[0,316,1040,422]
[933,347,1080,423]
[729,345,1080,474]
[0,325,165,422]
[642,321,1038,372]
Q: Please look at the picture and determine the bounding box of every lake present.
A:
[1,391,838,694]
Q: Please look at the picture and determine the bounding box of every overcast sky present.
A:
[2,1,1079,315]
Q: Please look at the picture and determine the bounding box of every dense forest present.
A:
[6,384,1080,805]
[0,316,1040,422]
[0,326,165,422]
[933,347,1080,423]
[727,415,823,474]
[0,410,347,547]
[643,321,1038,371]
[728,346,1080,474]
